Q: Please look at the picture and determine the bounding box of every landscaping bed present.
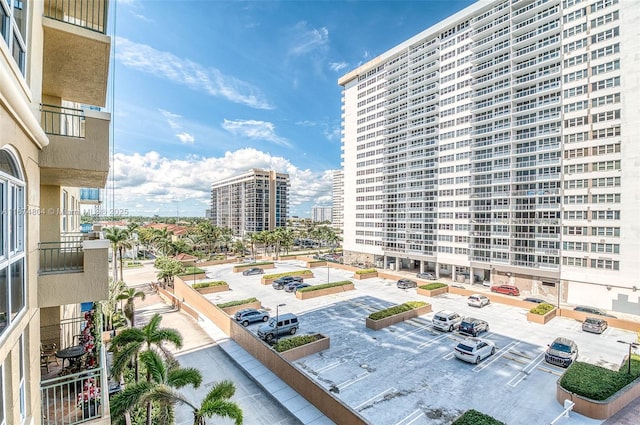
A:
[178,266,207,281]
[296,281,354,300]
[526,302,556,324]
[232,262,275,273]
[366,301,432,330]
[452,410,505,425]
[217,297,261,315]
[306,260,328,268]
[417,282,448,297]
[274,334,330,361]
[261,270,314,285]
[192,281,229,294]
[353,268,378,279]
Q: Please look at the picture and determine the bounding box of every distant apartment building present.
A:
[311,205,332,222]
[339,0,640,313]
[1,0,112,424]
[332,170,344,233]
[211,169,289,236]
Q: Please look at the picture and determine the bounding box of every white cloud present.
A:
[329,61,348,72]
[115,37,274,110]
[222,119,291,148]
[176,132,195,144]
[289,22,329,55]
[159,109,181,129]
[109,148,334,217]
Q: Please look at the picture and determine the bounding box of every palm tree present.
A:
[110,313,183,384]
[117,287,146,328]
[101,279,126,331]
[104,227,130,282]
[127,222,141,260]
[191,380,243,425]
[152,227,175,256]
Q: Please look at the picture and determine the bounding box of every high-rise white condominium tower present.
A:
[332,170,345,233]
[339,0,639,313]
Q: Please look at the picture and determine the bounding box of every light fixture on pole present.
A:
[275,303,286,343]
[617,340,639,375]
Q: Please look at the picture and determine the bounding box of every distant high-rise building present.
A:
[332,170,344,233]
[211,169,289,236]
[311,206,332,223]
[339,0,640,311]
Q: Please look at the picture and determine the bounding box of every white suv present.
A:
[432,310,462,332]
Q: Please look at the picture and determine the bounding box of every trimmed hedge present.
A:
[453,410,505,425]
[238,261,273,267]
[368,301,427,321]
[355,268,377,275]
[217,297,258,309]
[192,281,227,289]
[178,266,205,276]
[273,334,323,353]
[529,302,555,315]
[297,281,352,293]
[560,355,640,401]
[418,282,447,290]
[263,270,311,279]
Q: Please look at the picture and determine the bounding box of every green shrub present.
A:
[418,282,447,290]
[274,334,323,352]
[192,281,227,289]
[263,270,311,279]
[452,410,505,425]
[217,298,258,309]
[297,281,352,293]
[178,266,205,276]
[529,302,555,315]
[560,356,640,401]
[355,268,377,275]
[368,301,428,321]
[238,261,273,267]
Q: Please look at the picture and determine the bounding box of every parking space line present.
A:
[394,409,424,425]
[417,332,454,350]
[354,387,396,410]
[507,351,545,387]
[537,364,564,377]
[473,341,520,373]
[337,371,370,390]
[443,352,456,360]
[316,360,342,373]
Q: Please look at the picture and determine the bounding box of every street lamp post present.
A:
[275,303,286,343]
[617,340,639,375]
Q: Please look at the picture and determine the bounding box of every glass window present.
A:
[0,0,27,74]
[18,335,24,422]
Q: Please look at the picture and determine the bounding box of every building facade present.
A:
[339,0,639,313]
[311,206,332,223]
[211,169,289,236]
[1,0,111,424]
[332,170,344,233]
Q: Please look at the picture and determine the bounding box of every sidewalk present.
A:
[125,264,334,425]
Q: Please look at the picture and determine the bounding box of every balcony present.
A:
[38,238,109,308]
[40,105,110,188]
[42,0,111,107]
[80,188,101,205]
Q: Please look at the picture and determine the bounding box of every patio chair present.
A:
[40,343,59,372]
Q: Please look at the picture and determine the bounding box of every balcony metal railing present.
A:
[41,104,86,138]
[80,188,101,203]
[44,0,108,34]
[39,241,84,274]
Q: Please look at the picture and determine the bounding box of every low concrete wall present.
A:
[557,375,640,420]
[366,304,432,330]
[261,272,315,285]
[306,261,328,268]
[221,301,263,316]
[417,286,448,297]
[279,334,330,361]
[172,276,231,334]
[232,263,276,273]
[177,272,207,281]
[194,284,229,295]
[296,283,355,300]
[353,272,378,280]
[527,308,557,324]
[557,309,640,332]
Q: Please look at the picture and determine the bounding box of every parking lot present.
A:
[201,260,635,425]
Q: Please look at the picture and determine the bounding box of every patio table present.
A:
[55,345,86,370]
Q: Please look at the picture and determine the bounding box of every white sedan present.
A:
[454,337,496,364]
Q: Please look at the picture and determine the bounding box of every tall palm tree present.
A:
[110,313,183,384]
[191,380,243,425]
[127,222,141,260]
[101,279,126,331]
[117,287,146,328]
[152,227,174,256]
[104,227,130,282]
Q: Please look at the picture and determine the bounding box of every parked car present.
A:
[234,308,269,326]
[257,313,299,342]
[397,279,418,289]
[241,257,255,263]
[582,317,608,334]
[242,267,264,276]
[524,297,546,304]
[454,337,496,364]
[545,337,578,368]
[490,285,520,296]
[459,317,490,337]
[467,294,490,308]
[432,310,463,332]
[284,282,311,293]
[272,276,304,290]
[481,280,491,287]
[573,305,617,318]
[416,272,436,280]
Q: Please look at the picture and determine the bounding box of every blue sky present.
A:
[107,0,476,218]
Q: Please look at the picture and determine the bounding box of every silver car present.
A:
[467,294,490,308]
[432,310,462,332]
[454,337,496,364]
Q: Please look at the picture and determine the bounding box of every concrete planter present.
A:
[232,263,275,273]
[366,304,432,330]
[194,284,229,295]
[296,283,355,300]
[261,273,314,285]
[353,272,378,280]
[221,301,262,316]
[280,334,330,361]
[417,286,449,297]
[178,272,207,281]
[306,261,328,268]
[527,308,557,324]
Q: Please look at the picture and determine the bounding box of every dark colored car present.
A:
[397,279,418,289]
[242,267,264,276]
[458,317,489,337]
[545,337,578,368]
[573,305,617,318]
[490,285,520,296]
[524,297,546,304]
[234,308,270,326]
[272,276,304,290]
[582,317,608,334]
[284,282,311,293]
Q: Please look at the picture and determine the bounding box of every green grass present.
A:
[418,282,447,290]
[192,281,227,289]
[355,268,377,275]
[263,270,311,279]
[452,410,505,425]
[368,301,428,321]
[216,297,258,309]
[297,281,352,293]
[178,266,205,276]
[274,335,323,352]
[560,355,640,401]
[529,302,555,315]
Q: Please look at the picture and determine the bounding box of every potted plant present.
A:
[77,377,101,419]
